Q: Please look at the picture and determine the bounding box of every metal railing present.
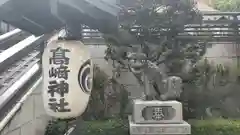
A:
[80,12,240,44]
[0,29,30,50]
[0,29,44,122]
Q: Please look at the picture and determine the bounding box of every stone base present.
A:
[129,116,191,135]
[132,99,183,124]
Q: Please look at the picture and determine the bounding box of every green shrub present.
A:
[213,0,240,12]
[82,119,240,135]
[45,118,240,135]
[81,119,128,135]
[190,119,240,135]
[88,119,240,135]
[45,119,68,135]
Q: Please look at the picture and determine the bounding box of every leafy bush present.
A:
[213,0,240,11]
[82,65,108,120]
[181,58,240,119]
[80,118,128,135]
[190,119,240,135]
[82,65,130,120]
[45,118,240,135]
[45,119,68,135]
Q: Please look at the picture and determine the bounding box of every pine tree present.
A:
[105,0,206,77]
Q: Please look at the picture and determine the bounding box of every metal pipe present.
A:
[176,36,240,42]
[0,29,23,46]
[183,30,240,32]
[184,25,240,28]
[202,11,240,16]
[0,35,43,73]
[0,29,21,41]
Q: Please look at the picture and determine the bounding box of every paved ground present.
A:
[196,1,217,11]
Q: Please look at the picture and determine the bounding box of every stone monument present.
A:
[128,73,191,135]
[129,99,191,135]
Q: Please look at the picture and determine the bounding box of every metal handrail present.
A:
[0,29,30,50]
[0,35,43,73]
[0,29,44,123]
[0,29,22,43]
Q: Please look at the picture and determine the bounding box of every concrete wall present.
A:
[0,78,50,135]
